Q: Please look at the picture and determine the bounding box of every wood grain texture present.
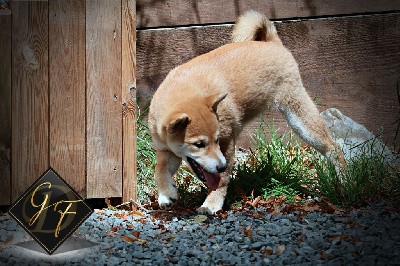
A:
[86,0,122,198]
[137,24,231,105]
[137,0,400,28]
[11,1,49,201]
[121,0,137,202]
[137,13,400,148]
[49,0,86,197]
[0,15,11,205]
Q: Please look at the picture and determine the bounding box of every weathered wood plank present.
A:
[11,1,49,201]
[86,0,122,198]
[137,25,231,106]
[121,0,137,202]
[0,15,11,205]
[137,14,400,148]
[137,0,400,28]
[49,0,86,197]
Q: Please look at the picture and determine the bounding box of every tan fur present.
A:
[148,11,346,214]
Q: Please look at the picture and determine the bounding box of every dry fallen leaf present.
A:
[251,196,262,207]
[251,211,265,219]
[111,226,120,232]
[272,209,282,216]
[161,228,170,234]
[152,212,162,219]
[130,211,146,218]
[163,236,175,242]
[294,195,302,201]
[105,198,111,207]
[105,198,117,210]
[121,211,129,221]
[275,196,286,204]
[275,244,286,255]
[261,249,273,255]
[302,204,321,213]
[320,199,336,214]
[244,227,253,238]
[327,234,352,241]
[106,231,117,237]
[139,239,148,246]
[266,197,275,204]
[0,235,13,248]
[121,235,136,243]
[131,231,140,238]
[95,209,105,215]
[216,211,228,219]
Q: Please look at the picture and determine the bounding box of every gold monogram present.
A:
[23,182,83,238]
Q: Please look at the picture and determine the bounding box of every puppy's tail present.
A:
[232,11,281,43]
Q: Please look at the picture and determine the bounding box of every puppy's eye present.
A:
[193,141,205,149]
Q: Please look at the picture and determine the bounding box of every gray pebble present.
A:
[250,241,265,250]
[234,235,244,243]
[265,223,282,235]
[256,227,267,236]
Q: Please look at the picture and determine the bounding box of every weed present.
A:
[227,116,399,208]
[262,178,300,202]
[226,117,317,206]
[315,143,398,206]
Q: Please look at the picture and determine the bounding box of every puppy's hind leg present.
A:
[155,150,181,209]
[277,91,346,177]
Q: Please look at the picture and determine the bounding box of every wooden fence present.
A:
[136,0,400,149]
[2,1,400,206]
[0,0,137,205]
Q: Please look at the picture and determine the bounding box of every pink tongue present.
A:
[203,170,221,191]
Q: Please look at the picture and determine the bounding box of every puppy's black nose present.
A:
[216,165,227,173]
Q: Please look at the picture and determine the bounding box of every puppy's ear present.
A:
[166,113,191,134]
[207,93,227,113]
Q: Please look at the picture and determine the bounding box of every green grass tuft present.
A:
[315,145,398,206]
[226,118,317,206]
[227,116,399,208]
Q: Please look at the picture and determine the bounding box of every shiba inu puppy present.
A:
[148,11,346,214]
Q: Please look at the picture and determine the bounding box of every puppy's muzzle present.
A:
[216,164,227,173]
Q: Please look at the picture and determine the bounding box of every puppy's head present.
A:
[164,93,227,191]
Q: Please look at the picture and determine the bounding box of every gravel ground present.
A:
[0,202,399,265]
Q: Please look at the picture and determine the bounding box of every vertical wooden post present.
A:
[121,0,137,202]
[49,0,86,197]
[11,1,49,201]
[0,14,11,205]
[86,0,123,198]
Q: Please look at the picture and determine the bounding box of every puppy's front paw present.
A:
[158,193,177,209]
[197,193,224,215]
[196,205,221,215]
